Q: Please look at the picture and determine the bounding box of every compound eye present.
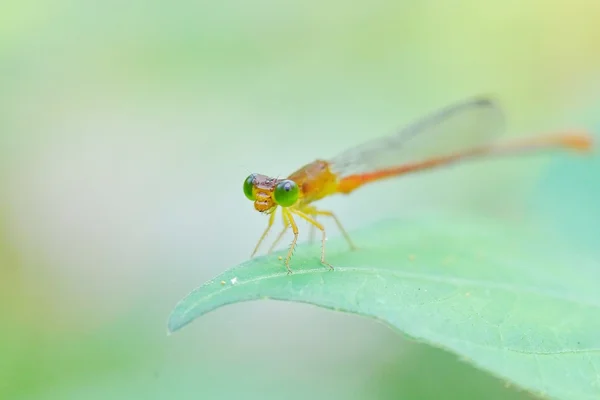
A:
[243,174,256,200]
[273,180,299,207]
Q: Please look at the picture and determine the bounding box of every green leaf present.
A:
[167,216,600,400]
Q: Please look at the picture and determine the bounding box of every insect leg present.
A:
[251,208,277,258]
[308,218,317,245]
[302,206,357,250]
[282,208,299,274]
[267,210,290,254]
[289,208,333,270]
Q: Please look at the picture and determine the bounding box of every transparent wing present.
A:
[329,97,506,177]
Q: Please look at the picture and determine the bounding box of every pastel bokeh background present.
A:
[2,1,599,399]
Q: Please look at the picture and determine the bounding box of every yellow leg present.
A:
[302,206,357,251]
[268,211,289,254]
[251,208,277,258]
[289,208,333,270]
[308,219,317,245]
[282,208,299,274]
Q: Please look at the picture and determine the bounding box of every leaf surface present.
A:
[168,216,600,400]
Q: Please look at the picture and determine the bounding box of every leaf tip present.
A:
[166,310,187,335]
[166,318,177,336]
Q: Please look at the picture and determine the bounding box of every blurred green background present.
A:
[1,1,599,399]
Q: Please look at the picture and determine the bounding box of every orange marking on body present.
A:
[337,131,593,194]
[557,131,593,152]
[337,152,471,194]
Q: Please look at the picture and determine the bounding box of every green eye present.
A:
[274,180,299,207]
[243,174,256,200]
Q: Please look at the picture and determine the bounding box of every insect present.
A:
[242,97,592,273]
